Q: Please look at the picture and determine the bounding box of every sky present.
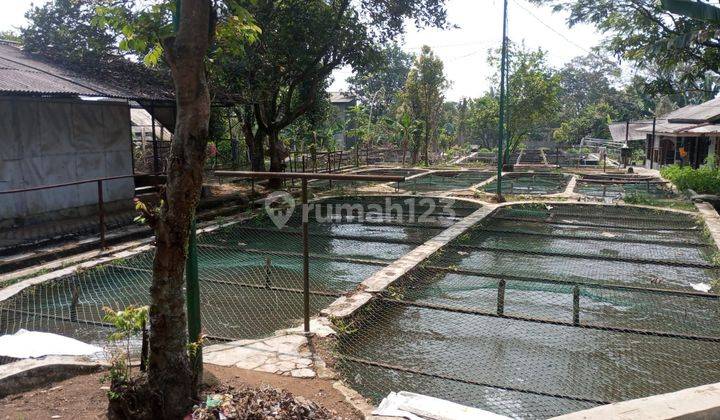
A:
[1,0,607,101]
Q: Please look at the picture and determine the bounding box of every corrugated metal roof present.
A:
[0,42,173,100]
[665,97,720,123]
[637,120,720,135]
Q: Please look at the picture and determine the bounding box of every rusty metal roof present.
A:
[665,97,720,123]
[637,120,720,135]
[0,41,174,101]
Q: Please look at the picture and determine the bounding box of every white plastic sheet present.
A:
[373,391,511,420]
[0,329,102,359]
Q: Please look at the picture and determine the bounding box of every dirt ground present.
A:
[0,364,362,419]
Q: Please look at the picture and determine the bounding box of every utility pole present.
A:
[496,0,509,198]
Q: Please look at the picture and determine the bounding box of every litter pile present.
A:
[193,386,340,420]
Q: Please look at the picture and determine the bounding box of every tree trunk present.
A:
[401,134,408,166]
[238,106,266,172]
[423,120,430,166]
[251,128,267,172]
[146,1,213,418]
[267,128,283,189]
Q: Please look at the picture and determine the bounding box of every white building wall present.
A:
[0,97,134,220]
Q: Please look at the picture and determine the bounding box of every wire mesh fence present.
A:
[0,196,478,360]
[575,175,675,200]
[483,173,570,195]
[334,202,720,419]
[402,171,495,193]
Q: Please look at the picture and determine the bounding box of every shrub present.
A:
[661,164,720,195]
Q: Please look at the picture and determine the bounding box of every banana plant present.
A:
[658,0,720,49]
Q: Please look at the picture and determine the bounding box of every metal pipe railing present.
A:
[215,170,406,333]
[1,174,136,249]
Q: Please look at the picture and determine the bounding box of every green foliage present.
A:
[0,30,21,42]
[530,0,720,102]
[554,101,614,144]
[661,164,720,194]
[22,0,119,66]
[101,305,149,394]
[348,44,415,118]
[214,0,448,171]
[401,45,449,164]
[489,43,561,152]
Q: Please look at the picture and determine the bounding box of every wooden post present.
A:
[70,282,79,322]
[151,102,160,174]
[497,279,506,316]
[573,286,580,326]
[264,256,272,289]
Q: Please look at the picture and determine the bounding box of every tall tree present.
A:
[347,44,415,118]
[139,1,216,417]
[529,0,720,97]
[489,44,560,154]
[402,45,448,165]
[22,1,257,417]
[22,0,117,66]
[466,95,500,148]
[213,0,447,182]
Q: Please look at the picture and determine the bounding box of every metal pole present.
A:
[302,179,310,333]
[186,216,202,378]
[496,0,509,198]
[97,180,106,249]
[650,117,656,169]
[151,102,159,174]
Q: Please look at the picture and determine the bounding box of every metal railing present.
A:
[214,170,406,333]
[0,175,137,250]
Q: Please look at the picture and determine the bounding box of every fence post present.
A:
[97,180,106,249]
[186,216,202,384]
[70,282,79,322]
[302,179,310,333]
[497,279,506,316]
[264,256,272,289]
[572,286,580,326]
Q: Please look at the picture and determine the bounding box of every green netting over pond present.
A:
[0,196,472,349]
[484,173,570,195]
[335,203,720,419]
[404,171,494,192]
[576,179,674,199]
[304,168,428,192]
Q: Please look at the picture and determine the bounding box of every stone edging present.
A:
[0,356,107,398]
[696,202,720,252]
[550,381,720,420]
